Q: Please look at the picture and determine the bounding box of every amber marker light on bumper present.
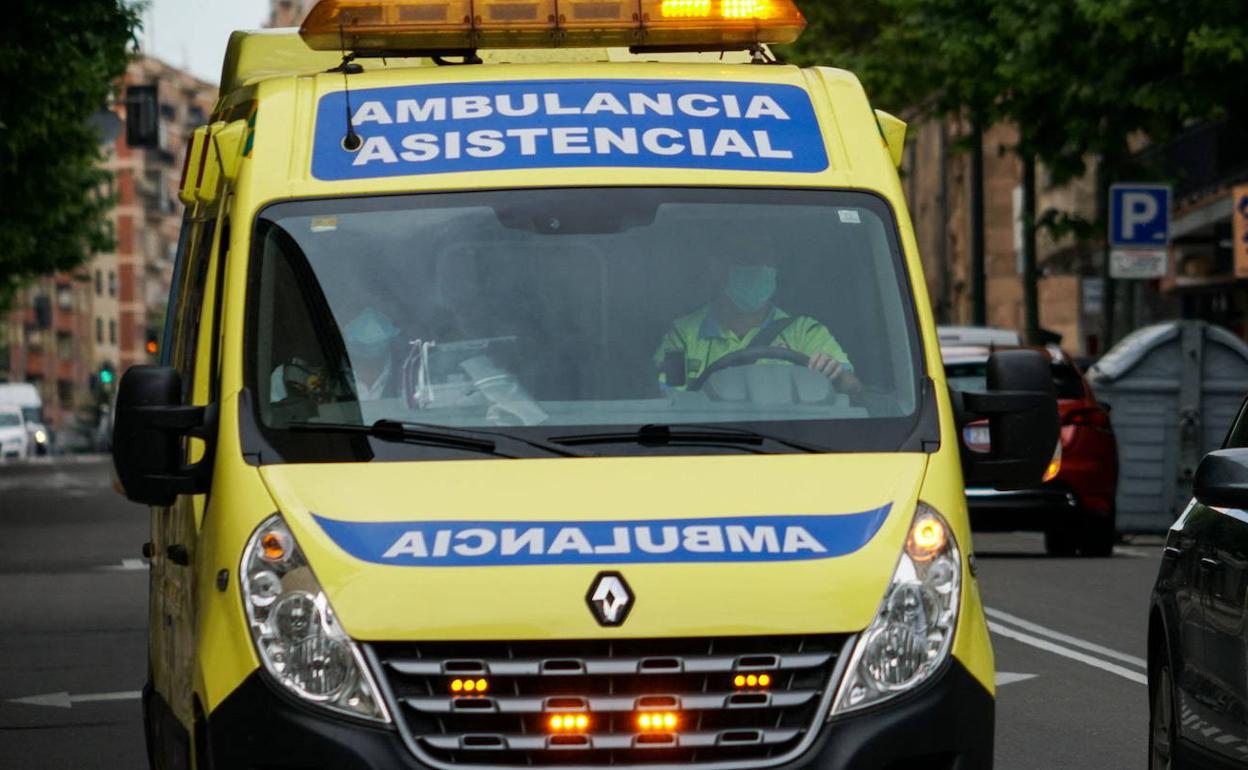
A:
[299,0,807,52]
[450,678,489,693]
[733,672,772,687]
[636,711,679,731]
[549,714,590,732]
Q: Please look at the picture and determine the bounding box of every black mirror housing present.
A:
[112,365,213,506]
[956,349,1060,490]
[1193,449,1248,509]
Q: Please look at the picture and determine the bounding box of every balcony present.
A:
[1137,119,1248,204]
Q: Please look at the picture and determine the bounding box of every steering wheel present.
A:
[689,347,810,391]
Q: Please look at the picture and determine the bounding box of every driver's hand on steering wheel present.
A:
[808,353,862,392]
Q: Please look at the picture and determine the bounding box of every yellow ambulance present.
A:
[112,2,1059,767]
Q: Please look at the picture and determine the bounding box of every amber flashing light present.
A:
[451,678,489,693]
[549,713,590,731]
[299,0,805,52]
[1042,443,1062,483]
[905,512,948,563]
[636,711,679,731]
[734,672,771,687]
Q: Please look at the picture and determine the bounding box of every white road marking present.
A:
[6,690,141,709]
[1113,546,1157,559]
[995,671,1037,686]
[985,607,1147,669]
[987,621,1147,685]
[99,558,148,571]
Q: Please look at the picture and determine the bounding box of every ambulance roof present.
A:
[219,29,755,107]
[203,29,903,209]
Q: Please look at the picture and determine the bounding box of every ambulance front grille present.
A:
[366,635,848,768]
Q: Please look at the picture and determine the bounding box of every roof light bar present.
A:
[299,0,806,52]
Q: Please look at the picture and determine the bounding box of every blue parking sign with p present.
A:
[1109,184,1171,247]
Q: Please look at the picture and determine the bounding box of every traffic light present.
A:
[145,328,159,357]
[99,362,116,387]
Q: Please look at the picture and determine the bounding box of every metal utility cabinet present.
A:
[1088,321,1248,533]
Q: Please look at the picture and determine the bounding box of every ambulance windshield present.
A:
[247,188,926,461]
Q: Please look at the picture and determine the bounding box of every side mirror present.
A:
[955,349,1060,490]
[1193,449,1248,509]
[112,365,214,506]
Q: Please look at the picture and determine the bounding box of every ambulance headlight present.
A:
[241,514,390,723]
[830,503,960,716]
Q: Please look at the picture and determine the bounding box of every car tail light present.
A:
[1062,407,1110,430]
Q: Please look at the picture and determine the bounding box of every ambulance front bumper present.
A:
[204,659,993,770]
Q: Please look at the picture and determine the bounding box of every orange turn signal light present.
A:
[299,0,806,52]
[1042,442,1062,483]
[905,511,948,562]
[636,711,679,731]
[260,532,288,561]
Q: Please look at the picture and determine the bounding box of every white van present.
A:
[0,404,28,459]
[0,383,49,456]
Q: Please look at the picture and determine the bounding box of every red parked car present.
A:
[943,344,1119,556]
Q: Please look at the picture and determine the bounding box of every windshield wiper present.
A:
[385,420,593,458]
[287,420,591,458]
[287,420,511,458]
[548,424,825,453]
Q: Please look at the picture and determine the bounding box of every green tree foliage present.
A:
[778,0,1004,126]
[775,0,917,109]
[784,0,1248,171]
[0,1,141,303]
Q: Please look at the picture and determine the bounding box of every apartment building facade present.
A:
[0,55,216,438]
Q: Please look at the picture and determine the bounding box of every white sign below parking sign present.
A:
[1110,248,1167,279]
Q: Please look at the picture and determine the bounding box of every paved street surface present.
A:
[0,457,149,769]
[0,459,1163,769]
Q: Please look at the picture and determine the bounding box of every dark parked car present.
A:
[944,344,1119,556]
[1149,397,1248,769]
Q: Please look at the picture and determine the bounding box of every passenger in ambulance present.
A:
[654,255,862,393]
[341,307,402,399]
[271,306,402,403]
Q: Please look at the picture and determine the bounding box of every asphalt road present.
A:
[0,458,1164,769]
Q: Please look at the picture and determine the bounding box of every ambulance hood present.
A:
[258,454,929,641]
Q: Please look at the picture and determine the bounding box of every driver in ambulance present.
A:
[654,256,861,392]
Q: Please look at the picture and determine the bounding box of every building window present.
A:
[56,332,73,360]
[94,270,102,296]
[96,318,103,344]
[56,284,73,310]
[108,319,116,344]
[108,271,117,297]
[57,379,74,408]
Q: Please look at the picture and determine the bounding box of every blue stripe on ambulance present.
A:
[311,505,891,566]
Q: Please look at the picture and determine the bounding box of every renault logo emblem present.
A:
[587,572,633,626]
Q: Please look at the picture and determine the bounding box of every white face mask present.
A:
[344,308,398,357]
[725,266,777,314]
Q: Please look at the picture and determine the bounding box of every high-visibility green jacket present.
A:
[653,304,853,389]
